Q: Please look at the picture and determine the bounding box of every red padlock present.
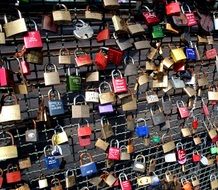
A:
[6,164,21,184]
[177,100,190,119]
[192,116,198,129]
[119,173,132,190]
[202,98,210,116]
[0,60,14,87]
[206,48,217,60]
[181,4,197,27]
[74,48,92,67]
[176,142,186,165]
[173,62,185,72]
[192,151,201,162]
[165,0,181,16]
[112,69,127,94]
[78,120,92,147]
[108,48,123,66]
[94,48,108,70]
[142,6,160,25]
[0,168,3,188]
[108,139,120,160]
[23,20,43,49]
[96,25,110,43]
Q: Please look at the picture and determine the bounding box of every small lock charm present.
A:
[133,154,146,173]
[44,63,60,86]
[58,48,71,64]
[124,56,138,76]
[135,118,149,138]
[67,68,81,92]
[112,69,127,94]
[80,153,97,177]
[25,120,38,142]
[108,139,120,160]
[52,3,71,24]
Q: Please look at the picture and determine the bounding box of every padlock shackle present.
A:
[120,145,128,152]
[135,154,145,163]
[59,48,70,55]
[7,164,19,172]
[176,100,185,108]
[110,139,119,148]
[44,63,58,72]
[161,133,172,143]
[136,118,147,126]
[81,187,89,190]
[51,178,61,186]
[143,6,151,12]
[150,105,162,116]
[100,116,110,126]
[28,19,38,31]
[119,172,128,181]
[77,119,89,128]
[4,9,23,24]
[68,67,79,76]
[99,81,112,93]
[80,152,93,165]
[73,94,86,105]
[111,69,123,79]
[0,168,3,177]
[54,125,64,134]
[43,145,53,156]
[180,177,188,185]
[176,142,184,150]
[165,171,172,176]
[162,94,171,103]
[0,24,3,33]
[65,169,74,177]
[124,56,135,65]
[1,93,18,106]
[0,131,14,145]
[181,3,191,14]
[48,89,61,101]
[210,174,217,181]
[74,48,86,57]
[54,3,69,11]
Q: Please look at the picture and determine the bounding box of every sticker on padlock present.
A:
[142,6,160,25]
[85,89,99,103]
[78,120,92,147]
[108,139,120,160]
[80,153,97,177]
[133,154,146,173]
[119,173,132,190]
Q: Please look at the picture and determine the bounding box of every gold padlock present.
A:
[183,87,196,97]
[181,126,192,137]
[161,57,174,69]
[58,48,71,64]
[210,174,218,189]
[95,138,109,151]
[165,171,174,182]
[191,175,200,187]
[170,45,186,63]
[137,176,152,186]
[65,170,76,188]
[101,171,117,187]
[0,24,5,44]
[18,157,31,169]
[52,126,68,145]
[103,0,120,9]
[15,183,30,190]
[52,4,71,24]
[162,134,175,153]
[112,15,127,34]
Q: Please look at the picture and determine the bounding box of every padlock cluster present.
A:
[0,0,218,189]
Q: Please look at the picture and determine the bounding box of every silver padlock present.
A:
[171,76,185,89]
[162,94,172,115]
[124,56,138,76]
[133,154,146,173]
[25,120,38,142]
[213,12,218,30]
[120,145,130,160]
[113,33,133,51]
[73,19,94,40]
[38,175,48,189]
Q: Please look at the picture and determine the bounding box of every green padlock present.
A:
[152,25,164,39]
[67,68,81,92]
[210,144,218,155]
[151,133,161,143]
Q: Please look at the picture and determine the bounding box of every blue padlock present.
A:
[185,42,196,60]
[44,145,60,170]
[80,153,97,177]
[135,118,149,137]
[48,89,65,116]
[150,172,161,187]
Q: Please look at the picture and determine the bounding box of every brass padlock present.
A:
[85,6,103,20]
[121,93,137,111]
[58,48,71,64]
[112,15,127,34]
[181,125,192,137]
[52,4,71,24]
[65,170,76,188]
[26,50,43,64]
[15,183,30,190]
[0,24,5,44]
[101,171,117,187]
[18,157,31,170]
[120,145,130,160]
[162,134,175,153]
[127,21,145,36]
[103,0,120,9]
[210,174,218,189]
[50,178,63,190]
[71,95,90,118]
[126,138,134,153]
[197,73,208,87]
[161,57,174,69]
[44,63,60,86]
[95,138,109,151]
[148,159,156,173]
[170,46,186,63]
[101,116,113,139]
[153,75,168,88]
[191,175,200,187]
[193,135,201,145]
[86,71,99,82]
[99,81,116,104]
[138,71,149,86]
[165,171,174,182]
[183,86,196,97]
[52,126,68,145]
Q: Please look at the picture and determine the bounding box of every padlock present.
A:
[208,86,218,101]
[19,57,30,75]
[170,46,186,63]
[53,125,68,145]
[161,57,174,69]
[135,118,149,137]
[176,142,187,165]
[164,152,177,162]
[184,86,196,97]
[80,153,97,177]
[162,94,172,115]
[26,50,43,64]
[210,174,218,189]
[192,116,198,130]
[134,39,150,50]
[95,138,109,151]
[151,133,161,144]
[74,48,92,67]
[148,159,156,173]
[200,154,209,166]
[0,169,3,188]
[67,67,81,92]
[23,19,43,49]
[16,183,30,190]
[6,164,21,184]
[52,3,71,24]
[18,157,31,169]
[44,63,60,86]
[50,178,63,190]
[206,48,217,59]
[0,94,21,123]
[146,90,159,104]
[108,47,123,65]
[113,32,133,51]
[185,42,197,60]
[202,98,210,116]
[204,121,218,142]
[25,120,38,142]
[73,19,94,40]
[177,100,190,119]
[210,144,218,155]
[85,89,99,103]
[126,115,135,132]
[165,171,174,182]
[181,4,197,26]
[103,0,120,9]
[181,125,192,138]
[85,6,103,20]
[58,48,71,64]
[120,145,130,160]
[112,15,127,34]
[124,56,137,76]
[137,176,152,186]
[38,174,48,189]
[101,116,114,139]
[44,145,60,170]
[133,154,146,173]
[181,178,192,190]
[42,14,58,33]
[65,170,76,188]
[0,25,5,44]
[99,81,116,105]
[96,24,110,43]
[147,43,161,60]
[95,48,108,70]
[152,25,164,39]
[150,172,161,187]
[99,104,114,114]
[121,93,137,111]
[127,138,134,153]
[3,9,27,37]
[142,6,160,25]
[0,59,14,87]
[192,150,201,162]
[213,12,218,30]
[171,76,185,89]
[150,106,166,126]
[108,139,120,160]
[112,69,127,94]
[162,134,175,153]
[78,120,92,147]
[48,89,64,116]
[165,0,181,15]
[0,131,18,160]
[71,95,90,118]
[193,135,201,146]
[101,171,117,187]
[119,173,132,190]
[127,21,145,36]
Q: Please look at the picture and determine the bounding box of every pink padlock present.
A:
[119,173,132,190]
[19,57,30,75]
[202,98,210,116]
[108,139,120,160]
[111,69,127,94]
[177,100,190,119]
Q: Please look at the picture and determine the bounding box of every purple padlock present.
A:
[99,104,113,114]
